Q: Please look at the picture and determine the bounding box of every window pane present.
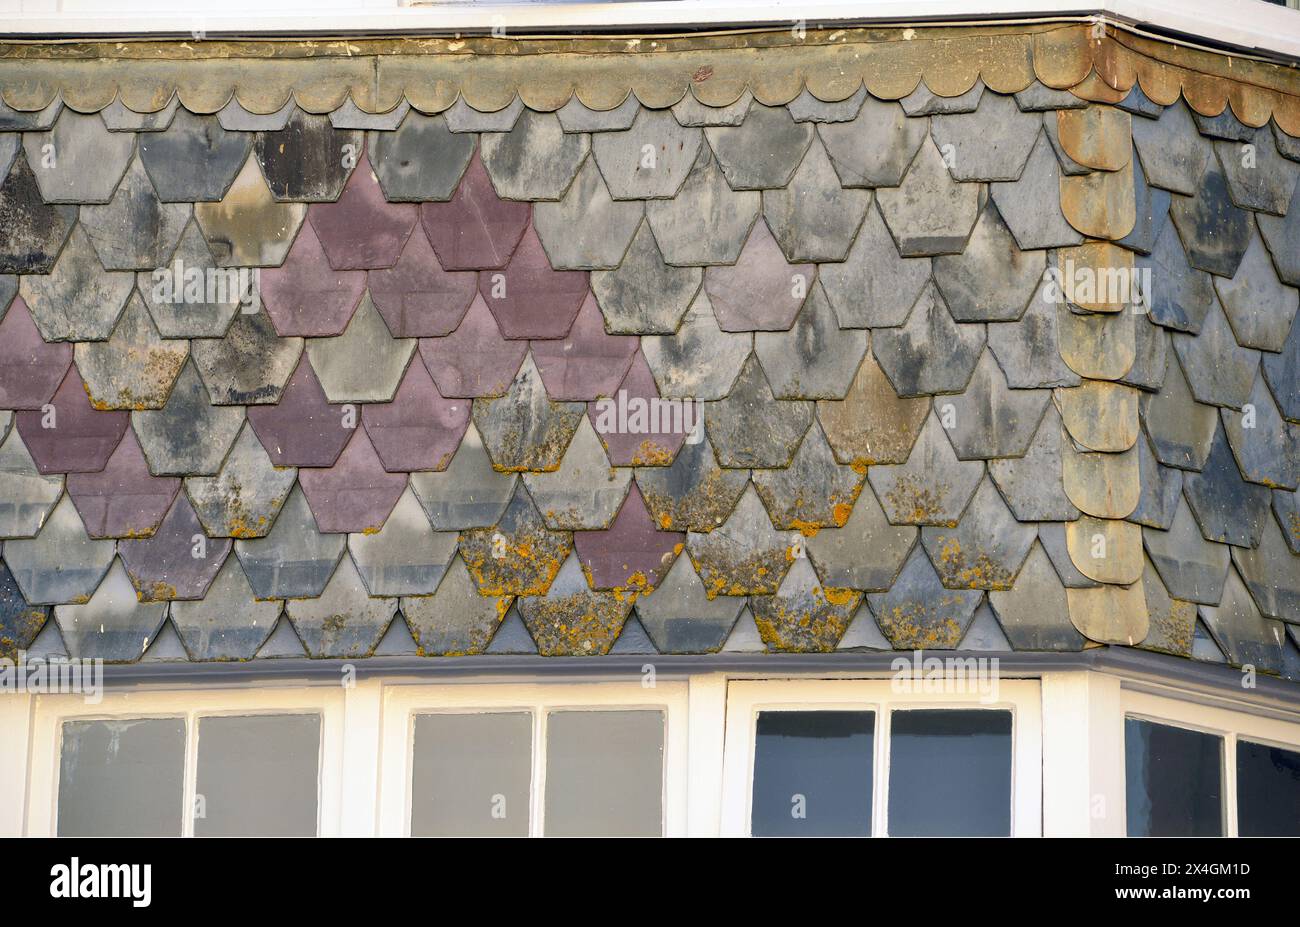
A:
[888,710,1013,836]
[544,710,664,837]
[1125,717,1223,836]
[194,714,320,837]
[58,718,185,836]
[411,712,532,836]
[1236,739,1300,837]
[751,711,874,836]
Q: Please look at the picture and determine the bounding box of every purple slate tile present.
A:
[246,356,353,467]
[420,153,531,271]
[366,225,477,337]
[307,151,418,270]
[65,428,180,539]
[530,292,638,401]
[0,295,72,409]
[118,493,232,601]
[297,427,407,533]
[362,355,470,472]
[478,224,588,340]
[704,220,814,332]
[259,221,367,337]
[590,349,690,467]
[0,152,77,274]
[573,484,684,591]
[15,368,128,474]
[417,293,528,398]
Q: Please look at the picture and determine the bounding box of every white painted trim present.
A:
[1041,671,1125,836]
[685,671,727,837]
[0,693,32,837]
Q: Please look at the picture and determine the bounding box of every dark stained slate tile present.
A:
[672,90,753,128]
[64,428,176,539]
[369,112,474,202]
[876,137,980,256]
[750,557,860,652]
[635,431,749,532]
[590,107,702,200]
[191,306,303,406]
[192,154,307,267]
[215,98,295,133]
[704,102,813,190]
[522,417,631,529]
[52,559,166,662]
[118,494,230,601]
[1257,181,1300,286]
[820,201,931,329]
[0,295,72,408]
[1184,427,1271,547]
[591,220,701,334]
[367,226,476,338]
[77,157,190,271]
[472,355,585,472]
[233,485,345,599]
[868,411,983,526]
[138,108,251,202]
[516,552,633,656]
[418,293,527,398]
[866,544,982,647]
[3,495,115,604]
[307,151,417,271]
[479,224,587,339]
[1168,163,1253,279]
[15,367,128,474]
[254,110,361,202]
[1013,84,1087,112]
[986,283,1081,389]
[480,110,589,202]
[752,422,864,529]
[817,350,930,467]
[74,293,188,410]
[0,152,76,274]
[1131,100,1212,196]
[686,484,791,597]
[1263,309,1300,423]
[184,422,295,538]
[704,354,813,468]
[703,219,811,332]
[19,225,134,342]
[306,293,416,403]
[22,110,134,203]
[1274,122,1300,162]
[761,137,869,262]
[1117,83,1164,119]
[132,361,243,476]
[942,349,1049,459]
[1216,129,1300,216]
[530,292,637,401]
[788,86,867,124]
[872,283,986,397]
[805,481,916,590]
[1122,305,1170,391]
[556,94,640,133]
[644,146,760,266]
[1172,297,1260,409]
[817,95,928,188]
[1214,233,1298,352]
[420,153,531,271]
[754,283,867,400]
[0,427,63,538]
[139,220,246,339]
[901,80,984,117]
[1192,107,1254,143]
[259,220,366,337]
[930,90,1040,182]
[409,421,516,530]
[589,349,691,466]
[348,485,456,597]
[987,541,1087,649]
[1141,352,1219,469]
[1199,566,1285,672]
[1233,515,1300,623]
[169,555,281,660]
[990,132,1083,250]
[0,97,61,131]
[533,157,642,270]
[1119,151,1172,256]
[443,97,524,134]
[285,554,398,658]
[0,558,50,658]
[1038,521,1099,589]
[245,355,351,467]
[933,201,1045,322]
[1223,373,1299,489]
[1130,432,1184,530]
[922,477,1036,590]
[642,292,748,399]
[460,482,571,596]
[400,554,512,656]
[297,427,406,534]
[634,548,742,652]
[361,356,469,473]
[573,483,682,591]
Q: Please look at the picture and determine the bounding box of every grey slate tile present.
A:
[1137,557,1198,658]
[1168,161,1253,278]
[0,152,76,274]
[1141,352,1219,469]
[74,292,188,410]
[1214,232,1299,352]
[1013,83,1088,112]
[921,477,1037,590]
[330,98,410,131]
[761,137,870,262]
[1117,84,1164,119]
[286,554,398,658]
[77,157,191,271]
[866,544,981,648]
[805,482,917,591]
[591,220,701,334]
[1274,121,1300,162]
[3,494,115,605]
[132,361,244,476]
[1038,521,1100,589]
[1122,306,1169,391]
[635,550,744,653]
[19,225,134,342]
[192,154,307,267]
[876,137,980,256]
[704,102,813,190]
[751,421,864,529]
[138,108,251,202]
[233,485,346,600]
[635,431,749,532]
[1132,101,1212,196]
[986,282,1082,389]
[184,422,296,538]
[555,94,640,133]
[1171,297,1260,409]
[590,107,702,199]
[533,156,643,270]
[645,145,760,266]
[1232,515,1300,623]
[254,110,361,202]
[1273,486,1300,553]
[672,90,753,127]
[942,349,1050,459]
[754,283,868,400]
[1129,432,1184,530]
[482,605,538,655]
[1192,107,1255,143]
[409,422,517,530]
[1183,427,1271,548]
[349,486,457,596]
[901,80,984,116]
[0,424,62,539]
[479,110,588,201]
[990,132,1084,250]
[117,494,230,601]
[1041,111,1089,176]
[686,484,791,597]
[139,220,246,339]
[820,201,931,329]
[929,90,1040,182]
[642,291,750,399]
[1257,181,1300,286]
[191,306,303,405]
[442,96,525,134]
[933,201,1045,322]
[959,601,1013,651]
[53,559,167,662]
[369,112,474,202]
[305,292,416,403]
[703,354,812,468]
[836,604,893,650]
[458,482,572,597]
[817,95,929,188]
[872,283,986,397]
[988,404,1078,521]
[1118,150,1172,256]
[703,218,812,331]
[215,98,295,132]
[0,97,62,131]
[787,86,867,124]
[522,417,631,530]
[101,98,178,132]
[516,552,633,656]
[0,558,49,658]
[721,607,768,651]
[400,554,512,656]
[1216,128,1300,216]
[749,557,861,652]
[1262,306,1300,423]
[867,412,983,526]
[1199,566,1285,672]
[987,542,1087,650]
[169,554,281,660]
[1222,372,1299,489]
[22,110,135,203]
[471,355,586,472]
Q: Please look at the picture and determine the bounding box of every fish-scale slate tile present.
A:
[517,553,633,656]
[15,367,128,474]
[1192,108,1256,143]
[409,422,515,530]
[704,354,812,468]
[530,293,637,401]
[1038,522,1100,589]
[132,361,243,476]
[590,107,702,199]
[1055,105,1131,172]
[672,90,752,127]
[761,137,869,263]
[245,356,352,467]
[523,417,630,530]
[139,221,246,339]
[942,350,1049,459]
[53,559,166,662]
[901,80,985,116]
[1059,157,1137,241]
[934,202,1045,322]
[259,220,366,337]
[555,94,640,133]
[1223,373,1299,489]
[634,549,742,652]
[805,482,917,590]
[1168,162,1253,278]
[169,554,281,660]
[922,477,1037,590]
[877,137,980,256]
[184,422,295,538]
[118,494,231,601]
[1233,516,1300,623]
[987,542,1087,649]
[480,225,588,339]
[1141,353,1219,469]
[308,152,417,271]
[192,155,307,267]
[418,293,528,398]
[1263,314,1299,425]
[401,554,512,656]
[704,219,812,332]
[1214,233,1298,352]
[420,153,531,270]
[754,283,867,400]
[533,157,642,271]
[0,427,62,538]
[686,484,792,597]
[752,422,864,529]
[930,90,1040,182]
[480,109,588,201]
[1141,219,1215,333]
[74,293,188,410]
[65,429,177,539]
[22,110,135,203]
[591,220,701,334]
[872,283,986,397]
[1061,436,1140,520]
[0,559,49,658]
[820,202,930,329]
[818,95,928,188]
[369,112,475,202]
[589,350,691,466]
[1144,494,1231,606]
[298,427,407,534]
[361,356,469,473]
[0,295,72,408]
[286,554,398,658]
[987,404,1077,521]
[472,355,585,472]
[1199,567,1285,672]
[77,157,190,271]
[348,485,456,597]
[1058,379,1140,453]
[644,146,760,266]
[306,293,416,403]
[3,495,116,604]
[1258,182,1300,286]
[573,484,682,591]
[233,485,345,599]
[1131,101,1212,196]
[191,307,302,405]
[1130,433,1184,530]
[1172,297,1259,409]
[138,108,251,202]
[642,292,748,399]
[1183,427,1273,548]
[367,226,476,338]
[704,102,813,190]
[1064,515,1144,586]
[1215,130,1299,216]
[867,545,982,648]
[254,110,360,202]
[787,87,866,124]
[444,97,524,134]
[0,152,76,273]
[750,557,860,652]
[987,284,1081,389]
[990,132,1083,250]
[460,482,571,596]
[214,99,295,133]
[19,225,134,342]
[868,412,983,526]
[1044,113,1099,177]
[635,431,748,532]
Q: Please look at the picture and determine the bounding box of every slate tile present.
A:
[0,152,76,273]
[360,356,469,473]
[1064,515,1144,586]
[1141,352,1219,469]
[1172,296,1260,409]
[460,482,571,596]
[633,548,742,652]
[366,228,476,338]
[1233,515,1300,623]
[530,293,637,401]
[233,484,345,599]
[74,293,188,410]
[1131,101,1212,196]
[523,416,631,530]
[1276,487,1300,554]
[1136,557,1198,657]
[0,427,62,538]
[22,110,134,203]
[1257,181,1300,287]
[215,99,295,132]
[259,220,366,336]
[866,544,982,647]
[704,354,812,468]
[820,201,931,329]
[986,283,1081,389]
[0,97,62,131]
[816,350,929,468]
[118,495,230,601]
[0,558,49,658]
[573,484,682,591]
[1222,372,1299,489]
[63,428,176,540]
[754,283,867,400]
[443,97,524,134]
[77,157,190,271]
[686,484,791,597]
[1214,232,1299,352]
[635,430,748,532]
[555,94,640,133]
[873,283,985,397]
[1117,84,1164,119]
[958,600,1013,650]
[253,613,308,658]
[0,295,72,408]
[877,137,980,256]
[191,306,302,406]
[307,152,417,271]
[3,495,115,604]
[704,102,813,190]
[1043,112,1097,178]
[818,95,928,188]
[132,361,243,476]
[1055,105,1132,173]
[1168,162,1253,278]
[642,291,748,399]
[516,552,633,656]
[138,108,251,202]
[703,219,812,331]
[244,355,352,467]
[787,86,866,124]
[480,109,588,201]
[0,275,15,314]
[1038,521,1100,588]
[1199,566,1285,672]
[331,98,410,132]
[922,477,1036,590]
[400,554,512,656]
[417,293,527,399]
[192,154,307,267]
[748,557,860,652]
[1122,306,1170,392]
[645,146,760,266]
[138,220,247,339]
[934,202,1045,322]
[306,293,416,403]
[672,90,753,128]
[930,90,1040,182]
[589,350,691,466]
[1013,84,1088,112]
[15,367,128,474]
[184,422,295,538]
[588,225,697,335]
[346,485,456,597]
[254,110,360,202]
[420,153,531,271]
[533,157,642,270]
[53,559,166,662]
[286,554,398,658]
[1060,156,1138,241]
[942,349,1049,459]
[1183,426,1271,548]
[990,132,1083,250]
[19,225,134,342]
[369,112,474,201]
[1192,107,1256,143]
[297,427,406,534]
[868,411,983,527]
[169,554,281,660]
[1118,150,1172,256]
[1274,122,1300,163]
[1216,129,1300,216]
[1263,309,1300,423]
[589,107,702,200]
[1058,379,1140,453]
[801,469,915,594]
[407,420,515,530]
[1129,432,1184,530]
[752,421,863,530]
[472,355,586,472]
[1061,434,1140,520]
[762,137,869,262]
[987,542,1087,650]
[479,224,587,339]
[901,80,985,117]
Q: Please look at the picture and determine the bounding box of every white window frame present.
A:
[25,686,345,837]
[377,681,690,837]
[720,678,1043,837]
[1121,689,1300,837]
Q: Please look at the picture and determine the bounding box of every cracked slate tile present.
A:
[184,422,295,538]
[259,220,365,337]
[590,107,702,200]
[1184,426,1271,548]
[409,421,515,530]
[686,484,791,597]
[754,282,867,400]
[872,283,986,397]
[642,291,748,399]
[1038,521,1099,589]
[817,348,930,468]
[362,356,469,472]
[443,97,524,134]
[517,552,632,656]
[556,94,640,133]
[215,99,295,132]
[1138,557,1198,657]
[418,293,527,398]
[65,428,177,539]
[672,90,752,127]
[990,132,1083,250]
[922,477,1036,590]
[645,146,760,265]
[987,404,1077,521]
[308,152,417,270]
[589,350,690,466]
[1223,373,1299,489]
[530,292,637,401]
[634,547,741,652]
[169,554,281,660]
[1257,181,1300,287]
[74,293,187,410]
[930,90,1040,182]
[788,86,867,124]
[0,427,62,538]
[703,354,813,468]
[297,427,406,534]
[77,157,190,271]
[1263,311,1300,423]
[523,416,631,530]
[192,154,307,267]
[459,482,571,596]
[820,202,931,329]
[420,153,531,271]
[118,494,230,601]
[138,108,251,202]
[1214,233,1299,352]
[369,112,474,202]
[933,201,1045,322]
[987,541,1087,649]
[286,554,397,658]
[3,494,115,604]
[472,355,585,472]
[0,559,49,658]
[1199,566,1285,672]
[233,484,345,599]
[901,80,985,116]
[139,221,246,339]
[1233,515,1300,623]
[254,110,360,202]
[986,284,1081,389]
[480,109,588,201]
[367,226,476,338]
[1168,162,1253,278]
[1119,151,1172,256]
[53,559,166,662]
[942,350,1049,459]
[761,137,869,262]
[1172,297,1260,409]
[868,411,983,526]
[19,225,134,342]
[1141,353,1219,469]
[877,137,980,256]
[534,157,642,271]
[573,484,682,591]
[1129,432,1184,530]
[132,361,243,476]
[245,355,351,467]
[818,95,928,188]
[805,481,916,590]
[1140,219,1214,333]
[400,554,511,656]
[348,485,456,596]
[306,292,416,403]
[867,544,982,647]
[1216,129,1300,216]
[635,431,749,532]
[0,152,76,273]
[0,295,72,408]
[1131,100,1212,196]
[191,306,302,405]
[22,109,135,203]
[1058,379,1140,453]
[479,224,587,339]
[750,557,860,652]
[752,421,864,529]
[704,102,813,190]
[704,219,812,332]
[15,367,128,474]
[591,220,701,334]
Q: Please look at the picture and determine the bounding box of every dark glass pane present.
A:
[751,711,874,836]
[888,710,1012,836]
[58,718,185,836]
[1125,717,1223,836]
[544,710,664,837]
[1236,739,1300,837]
[194,714,320,837]
[411,712,532,836]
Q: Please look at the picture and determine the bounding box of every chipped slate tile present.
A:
[169,555,281,660]
[517,553,633,656]
[118,494,230,601]
[138,108,251,202]
[53,559,166,662]
[990,132,1083,250]
[1183,426,1272,548]
[65,429,177,539]
[1223,373,1299,490]
[930,91,1040,182]
[306,292,416,403]
[704,354,812,468]
[459,482,571,596]
[74,293,188,410]
[644,146,760,266]
[987,404,1077,521]
[590,107,702,199]
[259,220,366,337]
[192,154,307,267]
[184,422,295,538]
[986,284,1081,389]
[420,153,530,270]
[1215,129,1300,216]
[788,86,867,124]
[418,293,527,398]
[233,485,346,600]
[348,485,456,597]
[761,137,869,262]
[942,350,1049,459]
[534,157,642,271]
[523,416,631,530]
[868,412,983,527]
[987,542,1086,649]
[673,90,752,128]
[254,110,360,202]
[1199,567,1285,672]
[443,97,524,134]
[818,95,928,188]
[15,367,128,474]
[22,110,134,203]
[0,427,62,538]
[866,545,982,648]
[704,102,813,190]
[286,554,397,658]
[0,152,76,273]
[369,112,475,202]
[0,295,72,408]
[308,152,417,270]
[1168,162,1252,278]
[1214,233,1299,352]
[634,549,741,653]
[409,422,516,530]
[635,431,748,532]
[401,554,511,656]
[750,557,860,652]
[531,293,637,400]
[805,482,917,590]
[752,422,864,529]
[934,202,1045,322]
[245,356,352,467]
[472,355,585,472]
[3,495,115,604]
[642,292,748,399]
[78,157,190,271]
[754,283,867,400]
[922,477,1037,590]
[479,110,588,201]
[139,221,246,339]
[556,94,640,133]
[872,283,986,397]
[900,80,985,117]
[0,559,49,658]
[876,137,980,256]
[480,224,587,339]
[191,306,303,405]
[19,225,134,342]
[1129,433,1184,530]
[298,427,406,534]
[132,361,243,476]
[573,484,682,591]
[1141,353,1219,469]
[686,484,791,597]
[590,350,690,466]
[1171,297,1260,409]
[361,357,469,473]
[591,220,701,334]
